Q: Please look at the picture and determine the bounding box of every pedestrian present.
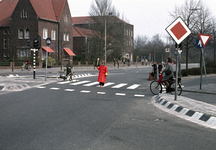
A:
[145,59,148,66]
[152,62,157,80]
[113,59,116,67]
[116,60,119,68]
[66,60,73,76]
[158,62,163,83]
[97,60,107,87]
[141,59,144,65]
[162,57,174,92]
[127,60,130,66]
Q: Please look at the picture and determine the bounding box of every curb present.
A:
[182,89,216,95]
[152,95,216,130]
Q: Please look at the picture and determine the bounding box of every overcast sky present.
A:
[68,0,216,42]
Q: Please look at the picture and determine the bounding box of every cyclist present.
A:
[66,60,73,79]
[162,57,174,92]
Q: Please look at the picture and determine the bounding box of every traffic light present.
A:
[34,35,41,49]
[27,40,33,48]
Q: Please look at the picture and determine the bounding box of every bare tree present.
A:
[169,0,213,69]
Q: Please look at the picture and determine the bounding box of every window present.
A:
[64,15,68,22]
[51,30,56,40]
[43,28,48,39]
[3,38,7,49]
[63,33,66,41]
[18,29,24,39]
[17,48,31,58]
[21,9,27,18]
[25,28,30,39]
[66,33,69,41]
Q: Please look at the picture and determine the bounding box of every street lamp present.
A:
[105,13,113,65]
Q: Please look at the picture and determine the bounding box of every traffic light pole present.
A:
[31,48,38,79]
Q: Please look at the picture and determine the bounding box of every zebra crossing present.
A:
[57,80,141,90]
[35,80,145,97]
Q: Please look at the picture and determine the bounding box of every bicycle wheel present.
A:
[170,82,182,96]
[56,72,64,82]
[150,81,162,95]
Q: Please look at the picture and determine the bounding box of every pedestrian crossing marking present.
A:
[64,89,75,92]
[97,82,115,87]
[57,81,70,84]
[80,90,91,93]
[97,92,106,95]
[36,86,46,89]
[83,81,99,86]
[112,83,127,88]
[134,94,145,97]
[115,93,126,96]
[50,87,60,90]
[70,80,90,85]
[127,84,141,89]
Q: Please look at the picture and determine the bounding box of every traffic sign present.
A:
[166,17,191,44]
[198,34,212,48]
[165,48,169,52]
[46,37,51,46]
[196,39,203,48]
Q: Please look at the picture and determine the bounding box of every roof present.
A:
[73,26,95,37]
[0,0,19,26]
[0,0,67,26]
[72,16,128,25]
[72,16,97,24]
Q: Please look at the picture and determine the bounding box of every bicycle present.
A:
[56,68,75,82]
[150,77,182,95]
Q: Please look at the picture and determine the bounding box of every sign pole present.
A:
[175,45,179,100]
[200,48,208,89]
[45,46,48,81]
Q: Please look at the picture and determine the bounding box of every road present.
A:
[0,65,216,150]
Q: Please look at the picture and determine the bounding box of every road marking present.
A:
[83,81,99,86]
[80,90,91,93]
[50,87,60,90]
[134,94,145,97]
[115,93,126,96]
[97,92,106,95]
[64,89,75,92]
[97,82,115,87]
[57,81,70,84]
[127,84,141,89]
[70,80,90,85]
[112,83,127,88]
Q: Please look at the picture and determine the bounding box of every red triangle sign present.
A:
[198,33,212,48]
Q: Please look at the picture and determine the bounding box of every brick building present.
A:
[0,0,74,67]
[72,16,134,62]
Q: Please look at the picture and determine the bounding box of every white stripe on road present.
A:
[70,80,90,85]
[64,89,75,92]
[80,90,91,93]
[83,81,99,86]
[127,84,141,89]
[134,94,145,97]
[97,82,115,87]
[97,92,106,95]
[112,83,127,88]
[57,81,70,84]
[115,93,126,96]
[50,87,60,90]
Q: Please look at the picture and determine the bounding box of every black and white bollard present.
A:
[31,48,38,79]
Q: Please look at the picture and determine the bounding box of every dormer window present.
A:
[21,9,27,18]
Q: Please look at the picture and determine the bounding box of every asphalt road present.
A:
[0,66,216,149]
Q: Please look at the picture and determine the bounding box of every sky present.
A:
[68,0,216,42]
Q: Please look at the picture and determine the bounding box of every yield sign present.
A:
[198,33,212,48]
[166,17,191,44]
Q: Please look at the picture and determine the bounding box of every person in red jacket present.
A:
[97,60,107,87]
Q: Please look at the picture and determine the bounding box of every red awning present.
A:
[42,47,55,53]
[64,48,76,56]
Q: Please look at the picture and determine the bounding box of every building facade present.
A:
[72,16,134,62]
[0,0,74,67]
